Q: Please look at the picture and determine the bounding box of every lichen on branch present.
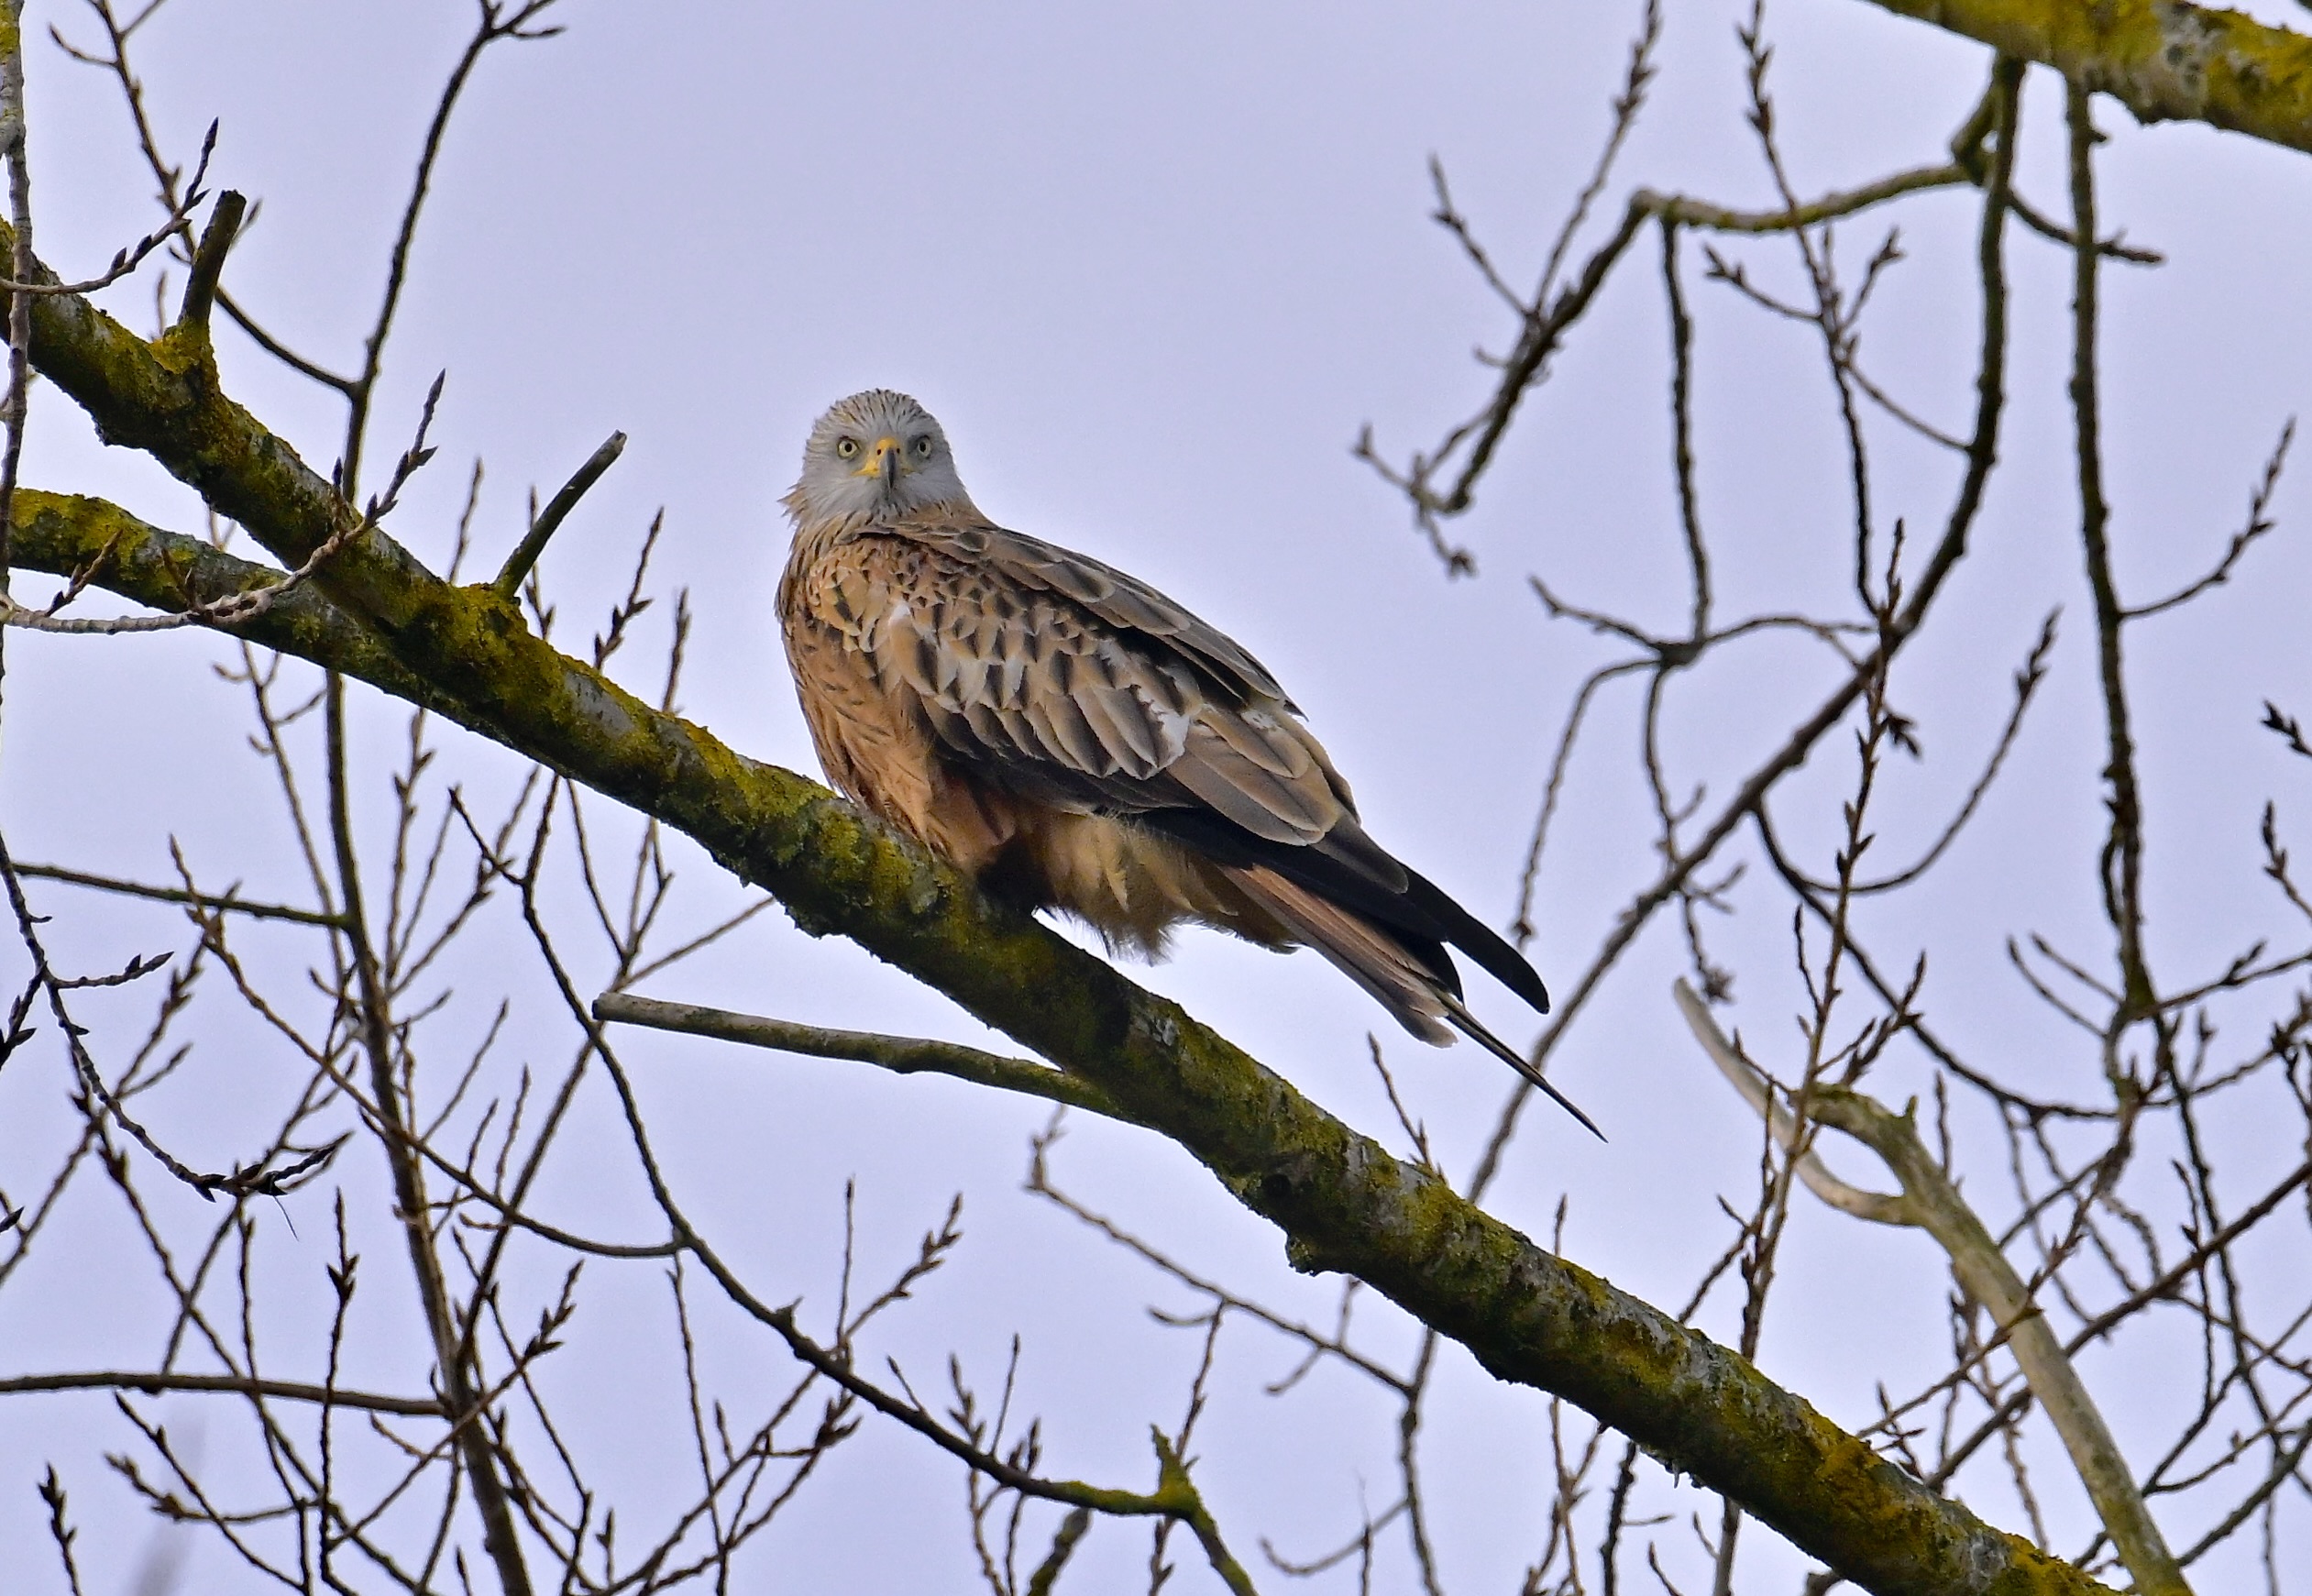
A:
[1860,0,2312,154]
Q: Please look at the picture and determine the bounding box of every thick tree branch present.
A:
[1679,982,2188,1594]
[1806,1086,2188,1595]
[1859,0,2312,155]
[6,237,2117,1596]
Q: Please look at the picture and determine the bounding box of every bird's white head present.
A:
[782,389,974,530]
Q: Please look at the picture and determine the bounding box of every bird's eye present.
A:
[911,435,934,458]
[834,437,860,459]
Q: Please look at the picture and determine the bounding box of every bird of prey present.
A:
[777,390,1595,1134]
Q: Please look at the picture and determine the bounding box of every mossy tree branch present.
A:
[1857,0,2312,155]
[6,239,2118,1596]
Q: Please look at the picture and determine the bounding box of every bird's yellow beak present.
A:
[855,435,904,484]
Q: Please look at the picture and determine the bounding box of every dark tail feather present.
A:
[1223,864,1602,1138]
[1437,993,1603,1140]
[1399,868,1549,1016]
[1224,864,1456,1043]
[1143,809,1551,1017]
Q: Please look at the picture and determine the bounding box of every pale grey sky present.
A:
[8,2,2312,1590]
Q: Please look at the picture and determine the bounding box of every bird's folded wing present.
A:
[808,526,1350,850]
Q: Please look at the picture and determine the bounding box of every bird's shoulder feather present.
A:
[886,511,1295,710]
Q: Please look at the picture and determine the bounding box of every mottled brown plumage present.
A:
[777,390,1593,1133]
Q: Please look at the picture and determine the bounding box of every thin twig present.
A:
[592,991,1138,1125]
[491,430,626,599]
